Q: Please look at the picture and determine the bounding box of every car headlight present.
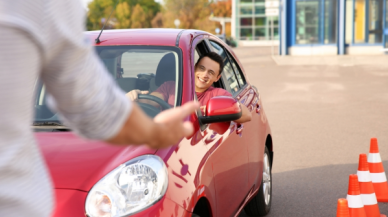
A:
[85,155,168,217]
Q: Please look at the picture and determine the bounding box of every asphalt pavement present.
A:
[234,47,388,217]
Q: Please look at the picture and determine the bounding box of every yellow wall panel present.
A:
[354,0,366,42]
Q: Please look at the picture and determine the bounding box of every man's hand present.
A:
[234,103,252,124]
[126,89,149,101]
[106,101,200,149]
[149,101,200,148]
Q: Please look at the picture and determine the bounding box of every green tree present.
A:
[211,0,232,17]
[162,0,216,32]
[115,2,131,28]
[131,4,147,28]
[87,0,116,30]
[125,0,160,27]
[86,0,161,30]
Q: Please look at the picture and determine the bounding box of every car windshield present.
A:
[33,46,181,126]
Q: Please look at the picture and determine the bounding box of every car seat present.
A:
[116,77,138,92]
[149,53,176,92]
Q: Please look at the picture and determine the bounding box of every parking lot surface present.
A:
[235,47,388,216]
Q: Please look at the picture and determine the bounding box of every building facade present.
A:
[231,0,280,46]
[279,0,388,55]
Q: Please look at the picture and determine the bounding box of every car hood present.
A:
[35,132,156,192]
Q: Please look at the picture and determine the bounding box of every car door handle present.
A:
[236,124,243,137]
[256,104,261,114]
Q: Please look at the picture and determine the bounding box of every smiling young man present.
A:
[127,52,252,123]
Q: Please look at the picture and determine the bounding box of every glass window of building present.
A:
[345,0,355,44]
[368,0,384,43]
[353,0,384,44]
[324,0,337,44]
[240,5,253,15]
[295,1,320,44]
[241,18,253,26]
[268,16,279,40]
[237,0,279,41]
[255,17,266,40]
[255,5,265,15]
[294,0,337,45]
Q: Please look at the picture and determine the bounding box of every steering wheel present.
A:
[138,94,171,110]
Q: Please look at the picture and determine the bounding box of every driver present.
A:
[126,52,252,123]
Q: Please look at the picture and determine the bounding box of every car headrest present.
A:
[155,53,176,86]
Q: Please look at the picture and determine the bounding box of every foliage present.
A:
[131,4,147,28]
[87,0,115,30]
[162,0,216,32]
[211,0,232,17]
[86,0,161,30]
[151,12,163,28]
[211,0,232,36]
[115,2,131,28]
[85,0,232,36]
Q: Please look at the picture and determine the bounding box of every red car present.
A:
[34,29,273,217]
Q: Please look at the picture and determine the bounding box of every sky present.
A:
[81,0,92,9]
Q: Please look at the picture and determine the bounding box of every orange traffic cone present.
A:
[347,174,367,217]
[337,198,350,217]
[358,154,386,217]
[368,138,388,202]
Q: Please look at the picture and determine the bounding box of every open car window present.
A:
[34,46,182,126]
[209,41,240,95]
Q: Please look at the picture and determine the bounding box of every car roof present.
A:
[86,28,207,46]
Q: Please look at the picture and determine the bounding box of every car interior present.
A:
[34,47,180,121]
[34,43,242,123]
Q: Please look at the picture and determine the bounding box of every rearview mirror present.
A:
[199,96,242,124]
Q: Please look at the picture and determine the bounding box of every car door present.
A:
[209,38,267,191]
[225,47,267,190]
[198,39,250,216]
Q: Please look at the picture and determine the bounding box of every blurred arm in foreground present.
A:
[107,102,199,148]
[0,0,197,217]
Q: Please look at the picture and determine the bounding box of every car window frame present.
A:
[190,36,211,130]
[191,36,229,130]
[95,45,184,108]
[208,40,245,97]
[34,46,184,124]
[225,51,247,90]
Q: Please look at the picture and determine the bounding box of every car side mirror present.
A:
[199,96,242,124]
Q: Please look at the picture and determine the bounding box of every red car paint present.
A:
[36,29,272,217]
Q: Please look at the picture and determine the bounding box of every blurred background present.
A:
[82,0,234,44]
[81,0,388,216]
[82,0,388,56]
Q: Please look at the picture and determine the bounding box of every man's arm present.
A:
[126,90,165,108]
[234,103,252,124]
[40,0,199,147]
[215,88,252,124]
[107,101,199,148]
